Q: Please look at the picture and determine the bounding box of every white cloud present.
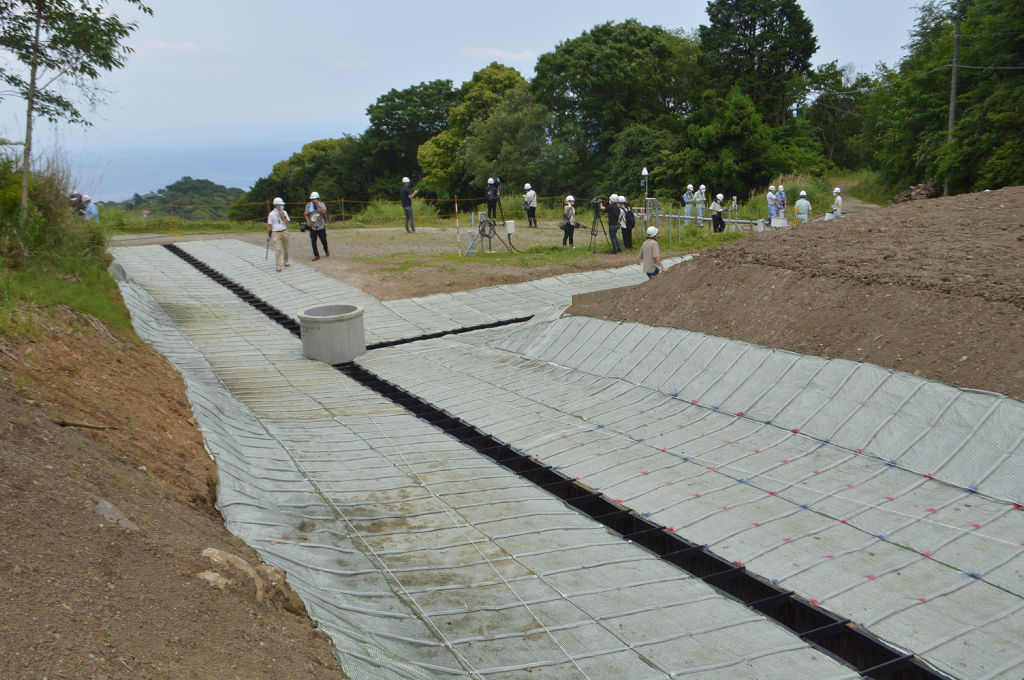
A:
[460,46,538,62]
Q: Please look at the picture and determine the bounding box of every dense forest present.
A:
[230,0,1023,219]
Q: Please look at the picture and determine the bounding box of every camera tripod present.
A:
[589,210,609,254]
[465,216,514,254]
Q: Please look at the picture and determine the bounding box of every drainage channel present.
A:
[159,243,951,680]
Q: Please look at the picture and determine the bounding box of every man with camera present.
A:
[603,193,622,254]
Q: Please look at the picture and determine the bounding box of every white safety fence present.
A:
[112,243,860,679]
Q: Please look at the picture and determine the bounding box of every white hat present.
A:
[609,193,618,203]
[309,191,320,199]
[716,193,724,201]
[402,177,411,184]
[487,177,494,184]
[799,190,807,197]
[82,194,91,202]
[699,184,705,190]
[646,226,658,237]
[617,195,626,203]
[272,197,285,206]
[565,195,575,202]
[769,185,776,191]
[524,183,531,190]
[833,187,841,193]
[778,185,784,190]
[687,184,693,190]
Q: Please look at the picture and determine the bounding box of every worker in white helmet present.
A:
[304,191,329,260]
[776,184,787,218]
[523,183,537,227]
[767,185,778,219]
[561,195,578,247]
[618,195,636,249]
[831,187,843,218]
[681,183,695,226]
[605,194,622,254]
[710,193,725,233]
[266,197,291,272]
[795,190,812,223]
[638,226,665,279]
[401,177,418,232]
[693,184,707,224]
[485,177,501,221]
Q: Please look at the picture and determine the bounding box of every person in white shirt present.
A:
[266,196,291,272]
[767,185,778,219]
[681,184,694,226]
[831,187,843,217]
[693,184,707,224]
[523,183,538,227]
[795,190,813,223]
[710,193,725,232]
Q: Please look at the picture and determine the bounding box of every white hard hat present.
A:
[833,187,841,193]
[799,190,807,197]
[646,226,658,237]
[716,193,724,201]
[778,185,784,191]
[769,185,776,191]
[272,197,284,206]
[524,183,531,190]
[565,195,575,202]
[609,193,618,203]
[402,177,411,184]
[687,184,693,190]
[618,195,627,203]
[309,191,320,199]
[82,194,91,202]
[487,177,494,184]
[699,184,705,190]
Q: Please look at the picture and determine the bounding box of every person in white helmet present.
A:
[523,183,537,227]
[776,184,787,219]
[681,184,695,226]
[400,177,418,232]
[693,184,707,224]
[795,190,812,223]
[767,185,778,219]
[619,195,636,249]
[304,191,329,260]
[604,193,622,254]
[639,225,664,279]
[710,193,725,233]
[831,187,843,218]
[485,177,501,220]
[82,195,99,223]
[266,197,291,272]
[561,195,579,247]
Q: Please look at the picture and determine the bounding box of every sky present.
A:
[0,0,922,201]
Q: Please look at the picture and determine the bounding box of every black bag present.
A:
[624,209,636,230]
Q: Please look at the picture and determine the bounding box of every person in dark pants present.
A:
[304,191,329,260]
[619,195,635,249]
[561,195,578,247]
[604,194,621,253]
[485,177,500,220]
[711,193,725,233]
[400,177,418,232]
[523,183,537,227]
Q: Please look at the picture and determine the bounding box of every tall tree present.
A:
[699,0,817,124]
[532,20,700,190]
[0,0,151,229]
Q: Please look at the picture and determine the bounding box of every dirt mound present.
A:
[0,307,341,679]
[569,186,1024,400]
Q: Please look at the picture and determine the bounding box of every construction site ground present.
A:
[1,185,1021,678]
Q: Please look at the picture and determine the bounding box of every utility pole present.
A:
[944,19,960,197]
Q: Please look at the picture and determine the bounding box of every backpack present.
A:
[624,208,636,230]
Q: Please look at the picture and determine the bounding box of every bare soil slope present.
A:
[570,186,1024,400]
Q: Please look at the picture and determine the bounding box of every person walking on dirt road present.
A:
[401,177,418,232]
[639,226,665,279]
[795,190,812,223]
[304,191,329,260]
[267,197,291,272]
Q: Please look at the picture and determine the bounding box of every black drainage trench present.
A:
[159,243,951,680]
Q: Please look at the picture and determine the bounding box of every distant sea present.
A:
[71,139,305,202]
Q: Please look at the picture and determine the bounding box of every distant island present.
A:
[111,176,246,221]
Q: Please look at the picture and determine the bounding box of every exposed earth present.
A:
[1,186,1021,678]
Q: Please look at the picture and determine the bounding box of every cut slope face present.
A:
[570,186,1024,400]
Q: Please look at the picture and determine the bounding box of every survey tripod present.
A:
[589,204,609,254]
[465,199,516,254]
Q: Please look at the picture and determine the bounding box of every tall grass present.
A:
[0,150,133,336]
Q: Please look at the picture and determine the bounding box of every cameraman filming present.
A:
[603,194,622,254]
[486,177,501,220]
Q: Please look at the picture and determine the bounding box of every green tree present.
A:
[604,124,681,200]
[661,88,774,195]
[699,0,817,125]
[0,0,152,231]
[362,79,457,193]
[801,61,872,167]
[532,20,700,188]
